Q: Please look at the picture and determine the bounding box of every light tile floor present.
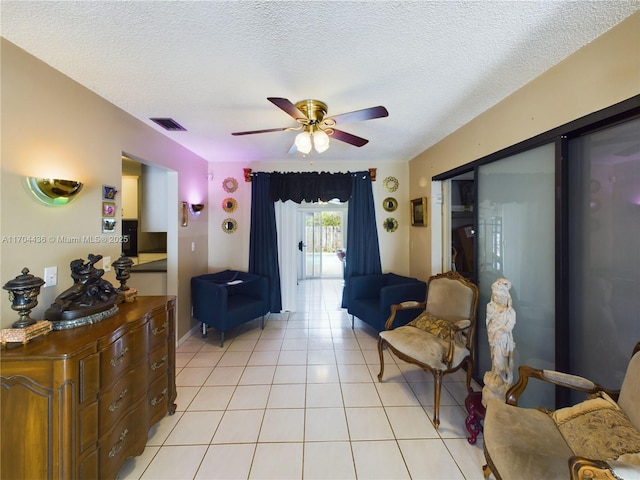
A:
[118,278,488,479]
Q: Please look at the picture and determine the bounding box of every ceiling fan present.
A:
[231,97,389,154]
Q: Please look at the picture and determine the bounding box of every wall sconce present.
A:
[190,203,205,215]
[27,177,83,206]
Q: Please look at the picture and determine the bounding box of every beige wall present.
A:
[3,11,638,334]
[1,39,209,340]
[409,12,640,281]
[207,160,412,278]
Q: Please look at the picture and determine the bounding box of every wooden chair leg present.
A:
[377,338,385,381]
[433,371,442,429]
[465,358,474,393]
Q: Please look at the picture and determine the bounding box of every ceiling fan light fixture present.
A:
[295,131,312,154]
[313,129,330,153]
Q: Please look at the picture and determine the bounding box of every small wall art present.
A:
[103,185,118,200]
[383,217,398,232]
[102,202,116,217]
[181,201,189,227]
[411,197,428,227]
[383,176,399,192]
[102,218,116,233]
[222,177,238,193]
[222,197,237,213]
[222,218,237,234]
[383,197,397,212]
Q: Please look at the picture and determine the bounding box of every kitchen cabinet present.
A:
[140,164,167,232]
[121,176,139,219]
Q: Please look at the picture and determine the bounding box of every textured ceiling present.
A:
[2,1,638,164]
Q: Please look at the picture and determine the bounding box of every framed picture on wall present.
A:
[102,218,116,233]
[102,185,117,200]
[102,201,116,217]
[411,197,428,227]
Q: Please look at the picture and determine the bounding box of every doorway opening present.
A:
[121,154,178,297]
[298,203,347,280]
[438,172,477,280]
[450,172,476,280]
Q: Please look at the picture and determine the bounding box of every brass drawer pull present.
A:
[151,388,168,406]
[108,388,128,412]
[152,321,168,336]
[151,355,168,371]
[108,428,129,458]
[110,347,129,367]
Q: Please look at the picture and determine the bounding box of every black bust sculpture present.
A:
[45,254,121,329]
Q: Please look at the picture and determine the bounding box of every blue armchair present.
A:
[191,270,270,346]
[347,273,427,331]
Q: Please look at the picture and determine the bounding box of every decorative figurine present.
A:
[482,277,517,407]
[3,268,45,328]
[44,254,121,330]
[2,268,52,345]
[113,253,137,302]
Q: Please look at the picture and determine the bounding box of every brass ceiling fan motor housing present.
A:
[295,100,328,125]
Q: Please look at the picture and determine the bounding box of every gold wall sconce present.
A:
[27,177,83,206]
[190,203,205,215]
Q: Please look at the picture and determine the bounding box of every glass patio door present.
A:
[299,209,345,279]
[477,142,556,409]
[567,116,640,397]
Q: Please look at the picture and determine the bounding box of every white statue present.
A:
[482,278,516,407]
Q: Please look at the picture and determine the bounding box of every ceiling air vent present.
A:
[150,118,186,131]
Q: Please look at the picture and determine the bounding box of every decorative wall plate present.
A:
[222,177,238,193]
[222,197,237,212]
[383,176,399,192]
[383,197,398,212]
[222,218,237,233]
[383,217,398,232]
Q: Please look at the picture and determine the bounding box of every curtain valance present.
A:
[260,171,354,203]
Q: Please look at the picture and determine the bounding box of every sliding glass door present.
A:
[299,207,346,279]
[477,143,556,409]
[567,117,640,397]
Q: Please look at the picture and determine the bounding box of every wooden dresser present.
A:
[0,296,177,480]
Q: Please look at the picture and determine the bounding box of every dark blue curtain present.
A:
[341,171,382,307]
[248,173,282,312]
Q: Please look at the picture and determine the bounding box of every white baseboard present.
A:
[177,322,201,347]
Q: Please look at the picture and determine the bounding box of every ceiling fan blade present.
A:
[330,129,369,147]
[231,127,291,136]
[267,97,307,121]
[325,105,388,125]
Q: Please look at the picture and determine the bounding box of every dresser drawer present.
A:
[148,344,169,382]
[98,407,145,480]
[148,375,170,424]
[100,326,145,389]
[99,369,136,434]
[148,311,169,350]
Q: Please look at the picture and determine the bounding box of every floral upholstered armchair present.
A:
[483,342,640,480]
[377,271,479,429]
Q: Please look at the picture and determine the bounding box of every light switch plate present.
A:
[44,266,57,287]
